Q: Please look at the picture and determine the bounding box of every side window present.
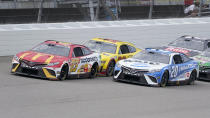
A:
[82,47,92,56]
[128,45,136,53]
[118,48,122,54]
[208,42,210,48]
[72,51,75,57]
[119,45,129,54]
[181,54,191,63]
[73,47,83,57]
[173,55,183,64]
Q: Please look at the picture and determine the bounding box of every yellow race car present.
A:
[84,38,141,76]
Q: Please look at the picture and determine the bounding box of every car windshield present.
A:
[133,51,170,64]
[31,43,70,57]
[168,38,205,51]
[84,40,117,54]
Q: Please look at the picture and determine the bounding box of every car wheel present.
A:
[160,71,169,87]
[106,61,115,77]
[187,70,196,85]
[59,64,68,81]
[89,63,98,78]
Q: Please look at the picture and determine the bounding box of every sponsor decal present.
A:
[171,64,193,78]
[77,64,91,73]
[103,39,119,43]
[179,64,193,72]
[166,47,190,55]
[185,72,190,78]
[70,58,80,72]
[58,42,70,46]
[171,66,179,78]
[118,56,126,60]
[80,57,98,63]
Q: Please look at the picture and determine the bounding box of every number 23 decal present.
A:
[171,66,178,78]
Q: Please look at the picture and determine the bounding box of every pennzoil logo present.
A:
[81,57,98,63]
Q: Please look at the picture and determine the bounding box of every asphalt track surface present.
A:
[1,22,210,118]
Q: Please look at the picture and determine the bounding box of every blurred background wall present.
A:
[0,0,209,24]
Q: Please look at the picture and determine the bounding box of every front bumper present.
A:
[113,66,159,86]
[11,62,58,80]
[199,68,210,81]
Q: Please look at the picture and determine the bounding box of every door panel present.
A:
[170,54,191,81]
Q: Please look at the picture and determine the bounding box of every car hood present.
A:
[160,46,201,57]
[119,58,167,71]
[16,51,68,64]
[193,55,210,64]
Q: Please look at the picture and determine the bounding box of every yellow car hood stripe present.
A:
[20,53,30,59]
[45,55,54,64]
[32,53,44,61]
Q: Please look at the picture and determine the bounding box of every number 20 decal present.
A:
[171,66,178,78]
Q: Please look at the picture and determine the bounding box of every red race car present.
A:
[11,40,101,80]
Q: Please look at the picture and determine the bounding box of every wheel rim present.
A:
[189,71,196,84]
[60,66,67,80]
[193,72,196,80]
[107,62,114,76]
[161,73,168,87]
[91,65,97,77]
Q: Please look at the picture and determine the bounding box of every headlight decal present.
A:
[149,69,161,73]
[13,55,19,61]
[47,62,60,66]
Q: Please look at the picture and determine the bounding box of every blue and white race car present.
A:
[113,48,199,87]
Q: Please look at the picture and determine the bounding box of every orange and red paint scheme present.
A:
[11,40,100,80]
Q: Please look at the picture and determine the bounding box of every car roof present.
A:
[204,48,210,52]
[145,48,179,56]
[179,35,210,42]
[91,38,134,45]
[44,40,84,48]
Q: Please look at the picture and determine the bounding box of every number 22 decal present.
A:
[171,66,178,78]
[70,58,80,72]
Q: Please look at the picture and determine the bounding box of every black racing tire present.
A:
[106,61,115,77]
[187,70,197,85]
[59,64,69,81]
[159,71,169,87]
[89,63,98,78]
